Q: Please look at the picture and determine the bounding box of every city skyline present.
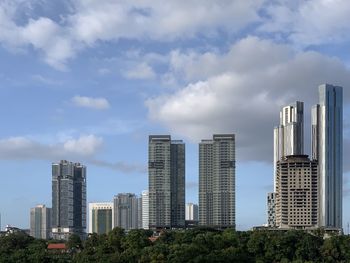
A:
[1,1,350,231]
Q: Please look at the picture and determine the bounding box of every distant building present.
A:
[148,135,185,229]
[199,134,235,229]
[113,193,139,230]
[141,190,149,229]
[88,202,113,234]
[0,225,28,236]
[185,203,198,221]
[30,204,51,239]
[137,196,142,229]
[312,84,343,229]
[273,101,304,191]
[275,155,318,229]
[267,193,276,227]
[52,160,86,240]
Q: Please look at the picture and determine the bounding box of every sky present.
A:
[1,0,350,231]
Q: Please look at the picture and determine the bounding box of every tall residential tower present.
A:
[199,134,235,228]
[52,160,86,240]
[148,135,185,229]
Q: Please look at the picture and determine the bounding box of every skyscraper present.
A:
[148,135,185,229]
[185,203,199,221]
[88,202,113,234]
[199,134,235,228]
[30,205,51,239]
[52,160,86,240]
[141,190,149,229]
[113,193,139,230]
[275,155,318,229]
[274,101,304,191]
[312,84,343,228]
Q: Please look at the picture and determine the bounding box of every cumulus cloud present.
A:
[260,0,350,46]
[146,37,350,162]
[71,95,110,110]
[0,0,263,69]
[123,62,156,80]
[68,0,263,42]
[0,134,103,160]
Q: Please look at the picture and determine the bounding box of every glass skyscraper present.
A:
[52,160,86,240]
[312,84,343,228]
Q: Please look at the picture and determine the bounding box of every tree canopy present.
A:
[0,228,349,262]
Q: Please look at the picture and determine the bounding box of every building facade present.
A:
[141,190,149,229]
[113,193,139,230]
[30,205,51,239]
[199,134,235,228]
[185,203,199,221]
[273,101,304,191]
[275,155,318,229]
[312,84,343,228]
[148,135,185,229]
[267,193,276,227]
[88,202,113,234]
[52,160,86,240]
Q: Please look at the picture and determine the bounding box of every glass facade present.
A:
[314,84,343,228]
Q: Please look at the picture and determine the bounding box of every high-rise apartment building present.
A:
[88,202,113,234]
[148,135,185,229]
[137,197,142,229]
[52,160,86,240]
[30,205,51,239]
[275,155,318,229]
[274,101,304,191]
[312,84,343,228]
[141,190,149,229]
[199,134,235,228]
[185,203,199,221]
[113,193,139,230]
[267,193,276,228]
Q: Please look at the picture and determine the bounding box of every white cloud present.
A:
[69,0,263,42]
[71,95,110,110]
[0,134,103,160]
[123,62,156,80]
[260,0,350,46]
[63,135,103,155]
[146,37,350,162]
[0,0,264,69]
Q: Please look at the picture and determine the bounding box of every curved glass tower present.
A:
[312,84,343,228]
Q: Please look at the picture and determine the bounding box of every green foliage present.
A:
[3,228,350,262]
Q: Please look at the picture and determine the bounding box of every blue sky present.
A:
[1,0,350,231]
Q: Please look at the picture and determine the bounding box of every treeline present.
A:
[1,228,350,262]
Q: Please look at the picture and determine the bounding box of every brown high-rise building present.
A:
[275,155,318,229]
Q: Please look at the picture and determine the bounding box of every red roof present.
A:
[149,236,159,242]
[47,243,66,250]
